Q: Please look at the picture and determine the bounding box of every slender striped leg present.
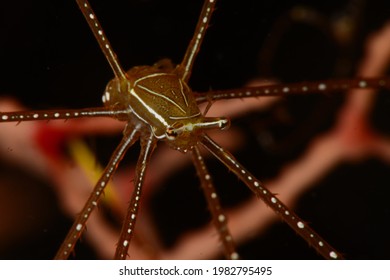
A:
[114,132,157,259]
[195,77,390,103]
[200,134,342,260]
[0,107,128,123]
[75,0,127,80]
[55,124,139,259]
[191,146,239,260]
[178,0,217,82]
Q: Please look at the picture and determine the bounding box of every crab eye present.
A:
[165,122,186,140]
[166,127,178,140]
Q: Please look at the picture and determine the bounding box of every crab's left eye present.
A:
[165,122,186,140]
[166,127,178,140]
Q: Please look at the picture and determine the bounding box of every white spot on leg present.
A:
[297,221,305,229]
[218,214,225,223]
[123,240,129,247]
[1,115,8,120]
[230,252,239,260]
[318,83,326,90]
[359,80,367,88]
[76,224,82,231]
[271,197,277,203]
[329,251,338,259]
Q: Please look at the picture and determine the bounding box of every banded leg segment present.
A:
[75,0,127,80]
[55,125,139,259]
[178,0,217,82]
[114,132,157,259]
[0,107,129,123]
[191,146,238,260]
[195,77,390,103]
[200,134,342,260]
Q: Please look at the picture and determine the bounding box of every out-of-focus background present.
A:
[0,0,390,259]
